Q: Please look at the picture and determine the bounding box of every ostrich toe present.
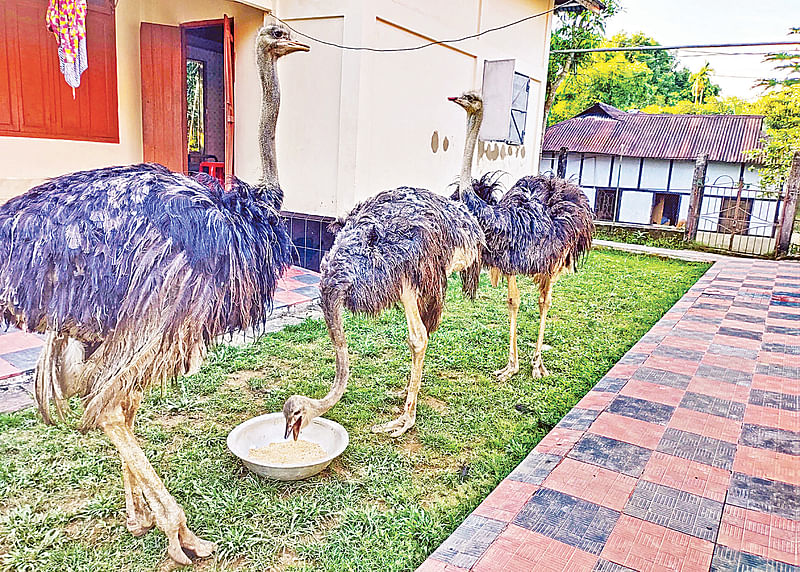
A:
[494,362,519,382]
[531,354,549,378]
[372,412,416,437]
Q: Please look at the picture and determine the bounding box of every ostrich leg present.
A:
[495,275,521,382]
[100,406,215,565]
[121,458,155,536]
[372,285,428,438]
[532,276,553,378]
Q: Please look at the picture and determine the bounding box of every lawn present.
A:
[0,250,710,572]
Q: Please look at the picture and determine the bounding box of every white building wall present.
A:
[618,190,652,224]
[670,161,695,192]
[639,159,670,191]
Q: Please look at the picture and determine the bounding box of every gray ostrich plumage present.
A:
[451,94,594,380]
[283,187,484,439]
[0,24,308,565]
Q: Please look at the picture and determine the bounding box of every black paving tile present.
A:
[506,451,561,485]
[656,428,737,470]
[632,366,691,389]
[592,560,637,572]
[429,514,506,568]
[727,473,800,521]
[558,407,601,431]
[696,364,753,386]
[608,395,675,425]
[623,481,723,541]
[652,344,705,362]
[755,363,800,380]
[679,391,746,421]
[749,389,800,412]
[725,312,766,324]
[711,545,800,572]
[718,326,762,341]
[568,434,652,477]
[740,423,800,456]
[761,342,800,355]
[768,311,800,321]
[765,325,800,336]
[708,343,759,360]
[593,377,628,393]
[513,488,619,555]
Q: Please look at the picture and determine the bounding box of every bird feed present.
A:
[249,439,327,465]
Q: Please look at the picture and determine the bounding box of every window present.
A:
[651,193,679,226]
[595,189,618,221]
[186,59,205,154]
[0,0,119,142]
[507,72,529,145]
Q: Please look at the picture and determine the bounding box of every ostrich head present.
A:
[256,24,310,58]
[448,91,483,118]
[282,395,316,440]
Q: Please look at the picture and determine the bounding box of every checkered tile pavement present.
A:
[419,259,800,572]
[0,266,320,413]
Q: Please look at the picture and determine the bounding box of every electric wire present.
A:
[269,3,579,52]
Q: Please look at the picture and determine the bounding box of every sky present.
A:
[604,0,800,100]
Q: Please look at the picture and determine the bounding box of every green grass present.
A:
[0,250,710,572]
[594,225,706,251]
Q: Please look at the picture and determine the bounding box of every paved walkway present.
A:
[0,266,321,414]
[419,258,799,572]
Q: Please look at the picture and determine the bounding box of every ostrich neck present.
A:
[459,112,482,196]
[258,52,280,190]
[308,374,347,418]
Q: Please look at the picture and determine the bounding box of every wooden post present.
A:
[776,151,800,257]
[557,147,568,178]
[685,153,709,241]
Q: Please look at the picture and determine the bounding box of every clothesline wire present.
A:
[268,3,578,53]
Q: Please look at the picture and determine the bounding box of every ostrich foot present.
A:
[531,354,549,378]
[126,512,155,537]
[494,361,519,382]
[372,412,416,438]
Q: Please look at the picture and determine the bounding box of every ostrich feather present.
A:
[321,187,484,333]
[462,174,594,277]
[0,163,293,427]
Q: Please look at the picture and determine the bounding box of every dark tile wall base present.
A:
[282,210,336,272]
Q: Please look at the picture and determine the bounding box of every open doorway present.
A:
[651,193,679,226]
[184,24,225,174]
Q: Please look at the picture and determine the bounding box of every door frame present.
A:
[180,18,233,177]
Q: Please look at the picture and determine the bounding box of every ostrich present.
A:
[282,101,486,439]
[0,25,308,565]
[449,93,594,380]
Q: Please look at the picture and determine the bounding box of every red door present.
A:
[140,22,183,173]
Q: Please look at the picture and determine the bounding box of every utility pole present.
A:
[685,154,709,242]
[776,151,800,257]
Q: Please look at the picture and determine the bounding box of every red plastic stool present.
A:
[199,161,225,185]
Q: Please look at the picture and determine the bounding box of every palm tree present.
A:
[691,62,714,104]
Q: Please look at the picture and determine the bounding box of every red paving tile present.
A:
[273,289,313,305]
[575,391,615,411]
[534,427,583,456]
[473,525,597,572]
[276,276,309,290]
[717,505,798,566]
[605,362,640,378]
[0,357,21,379]
[601,515,714,572]
[642,355,699,376]
[758,351,794,366]
[733,446,799,486]
[752,374,800,396]
[641,451,730,503]
[712,334,762,351]
[660,336,711,352]
[668,407,742,444]
[542,457,637,511]
[472,480,538,522]
[0,331,43,354]
[620,378,685,407]
[743,404,799,433]
[588,412,665,450]
[686,375,751,403]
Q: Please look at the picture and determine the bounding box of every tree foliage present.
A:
[548,33,717,125]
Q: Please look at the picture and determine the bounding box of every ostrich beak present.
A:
[282,39,310,53]
[448,96,460,102]
[284,417,302,440]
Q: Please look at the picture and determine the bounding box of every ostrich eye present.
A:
[271,28,284,39]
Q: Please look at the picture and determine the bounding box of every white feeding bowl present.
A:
[227,412,349,481]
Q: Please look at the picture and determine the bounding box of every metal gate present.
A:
[695,178,784,257]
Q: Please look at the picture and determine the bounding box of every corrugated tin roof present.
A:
[542,103,765,163]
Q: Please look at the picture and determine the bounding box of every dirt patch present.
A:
[400,435,423,455]
[421,396,448,414]
[224,370,264,390]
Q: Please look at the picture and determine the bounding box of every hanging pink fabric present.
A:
[46,0,88,96]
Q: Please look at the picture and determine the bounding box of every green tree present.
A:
[757,28,800,89]
[746,87,800,189]
[544,1,619,129]
[690,62,714,104]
